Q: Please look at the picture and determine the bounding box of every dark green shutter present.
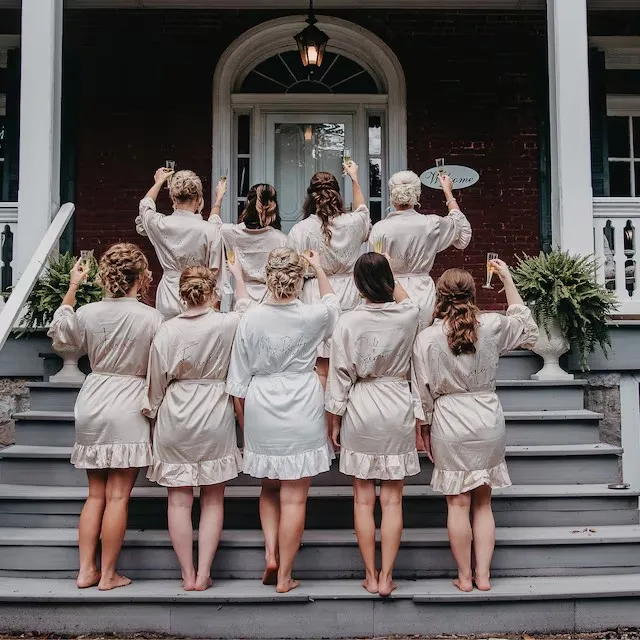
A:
[589,48,609,197]
[538,43,552,254]
[59,47,77,256]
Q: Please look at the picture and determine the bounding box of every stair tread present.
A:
[11,408,603,422]
[0,482,636,500]
[1,574,640,603]
[0,443,623,459]
[1,524,638,547]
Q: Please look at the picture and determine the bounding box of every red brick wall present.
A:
[63,9,546,308]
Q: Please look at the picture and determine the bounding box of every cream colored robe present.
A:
[144,301,250,487]
[370,208,472,330]
[209,215,288,303]
[136,197,223,320]
[287,205,370,357]
[326,299,421,480]
[411,305,539,495]
[48,298,163,469]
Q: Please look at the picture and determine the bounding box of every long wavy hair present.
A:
[434,268,480,356]
[302,172,345,244]
[240,183,281,230]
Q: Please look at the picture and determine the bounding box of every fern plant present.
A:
[511,251,617,371]
[18,252,104,335]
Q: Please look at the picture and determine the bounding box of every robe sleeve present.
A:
[226,316,252,398]
[352,204,372,243]
[143,332,170,419]
[411,334,435,425]
[319,293,342,340]
[47,305,86,354]
[495,304,540,355]
[436,208,472,252]
[136,197,164,238]
[325,321,357,416]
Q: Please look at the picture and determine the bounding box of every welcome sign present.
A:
[420,165,480,190]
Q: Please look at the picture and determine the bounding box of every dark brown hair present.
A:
[303,172,345,243]
[434,268,480,355]
[179,266,217,308]
[240,184,282,230]
[354,252,395,304]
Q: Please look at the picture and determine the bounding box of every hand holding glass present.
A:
[80,250,94,269]
[165,161,176,189]
[436,158,446,174]
[226,248,236,265]
[482,252,499,289]
[373,239,384,253]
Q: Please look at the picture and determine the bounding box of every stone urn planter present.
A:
[49,346,86,384]
[531,319,573,381]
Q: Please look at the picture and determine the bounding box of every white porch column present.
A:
[547,0,594,256]
[15,0,63,280]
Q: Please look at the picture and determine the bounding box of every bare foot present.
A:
[194,575,213,592]
[276,577,300,593]
[76,568,100,589]
[377,574,397,598]
[182,570,197,591]
[361,572,379,594]
[262,556,279,586]
[473,574,491,591]
[98,573,132,591]
[453,577,473,592]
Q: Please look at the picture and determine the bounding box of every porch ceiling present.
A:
[0,0,639,9]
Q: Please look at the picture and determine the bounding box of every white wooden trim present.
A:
[593,197,640,216]
[590,37,640,70]
[231,94,388,108]
[212,15,406,222]
[620,375,640,492]
[607,95,640,117]
[0,203,18,224]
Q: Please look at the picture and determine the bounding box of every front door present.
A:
[265,114,354,233]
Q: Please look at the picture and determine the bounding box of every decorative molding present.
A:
[593,197,640,217]
[590,37,640,70]
[0,204,18,224]
[607,94,640,117]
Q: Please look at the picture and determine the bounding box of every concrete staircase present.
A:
[1,351,640,637]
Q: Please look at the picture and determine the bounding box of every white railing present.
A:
[593,197,640,315]
[0,202,75,353]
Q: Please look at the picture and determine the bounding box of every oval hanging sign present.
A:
[420,165,480,190]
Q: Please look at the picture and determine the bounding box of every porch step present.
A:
[26,378,587,412]
[0,484,636,529]
[1,525,639,580]
[0,443,621,487]
[12,409,604,447]
[2,574,640,636]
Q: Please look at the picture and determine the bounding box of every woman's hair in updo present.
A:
[354,253,395,303]
[98,243,151,299]
[389,170,422,208]
[303,172,345,244]
[179,266,217,308]
[240,184,281,230]
[265,247,305,301]
[169,170,203,206]
[434,268,480,356]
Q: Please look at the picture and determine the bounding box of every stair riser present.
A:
[497,356,542,380]
[13,420,602,448]
[1,542,638,579]
[0,453,620,487]
[0,496,636,529]
[27,384,585,413]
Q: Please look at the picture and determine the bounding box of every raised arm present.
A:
[136,168,173,237]
[306,249,334,298]
[435,174,472,252]
[209,179,227,221]
[344,161,365,211]
[227,256,249,302]
[146,167,173,203]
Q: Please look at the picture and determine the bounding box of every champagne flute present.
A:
[373,238,384,254]
[221,168,228,183]
[482,252,499,289]
[343,148,351,164]
[80,249,94,269]
[226,247,236,265]
[436,158,446,174]
[165,160,176,189]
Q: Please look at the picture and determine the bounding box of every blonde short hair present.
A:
[389,170,422,208]
[265,248,305,300]
[179,266,217,308]
[169,170,203,205]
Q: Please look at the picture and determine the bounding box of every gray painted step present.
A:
[2,574,640,636]
[1,525,639,580]
[0,484,636,529]
[497,350,542,379]
[12,409,604,448]
[27,379,588,412]
[0,443,621,487]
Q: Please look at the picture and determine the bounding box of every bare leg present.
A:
[471,484,494,591]
[77,469,107,588]
[446,492,473,592]
[260,479,281,585]
[276,477,311,593]
[167,486,196,591]
[378,480,404,597]
[353,478,378,593]
[195,483,226,591]
[97,468,138,591]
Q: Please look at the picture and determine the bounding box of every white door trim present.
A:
[212,15,406,222]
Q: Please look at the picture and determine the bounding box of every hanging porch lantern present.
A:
[294,0,329,68]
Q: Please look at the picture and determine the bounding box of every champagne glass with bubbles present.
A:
[482,252,499,289]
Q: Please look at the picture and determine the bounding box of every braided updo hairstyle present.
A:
[389,170,422,208]
[240,184,281,230]
[434,268,480,356]
[265,248,305,301]
[303,172,345,244]
[98,243,152,299]
[179,266,217,308]
[169,170,204,210]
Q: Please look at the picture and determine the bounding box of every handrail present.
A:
[0,202,75,353]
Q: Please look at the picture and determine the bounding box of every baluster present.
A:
[1,225,13,296]
[593,219,606,286]
[623,220,636,297]
[614,220,627,300]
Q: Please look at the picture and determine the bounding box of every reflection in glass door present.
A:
[266,115,354,233]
